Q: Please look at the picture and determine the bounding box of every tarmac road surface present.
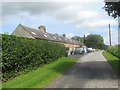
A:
[46,51,118,88]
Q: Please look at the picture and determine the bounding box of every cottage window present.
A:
[65,38,68,40]
[43,34,48,37]
[31,32,36,35]
[59,38,61,40]
[53,36,56,39]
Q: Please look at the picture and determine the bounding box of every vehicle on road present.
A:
[87,48,95,53]
[74,48,85,54]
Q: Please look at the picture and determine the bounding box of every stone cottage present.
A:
[12,24,84,55]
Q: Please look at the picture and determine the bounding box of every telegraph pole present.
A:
[109,24,112,46]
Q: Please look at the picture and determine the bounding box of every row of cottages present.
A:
[12,24,84,55]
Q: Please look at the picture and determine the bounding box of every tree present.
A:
[71,36,84,42]
[83,34,106,49]
[103,2,120,18]
[4,32,9,35]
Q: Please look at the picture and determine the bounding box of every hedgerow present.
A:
[2,34,66,82]
[106,45,120,59]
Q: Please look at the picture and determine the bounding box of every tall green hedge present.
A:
[2,34,66,82]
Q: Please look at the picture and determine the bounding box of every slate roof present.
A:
[14,24,84,45]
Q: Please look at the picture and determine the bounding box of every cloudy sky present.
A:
[1,0,119,45]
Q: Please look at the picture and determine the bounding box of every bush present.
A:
[106,45,120,59]
[2,34,66,82]
[99,44,108,50]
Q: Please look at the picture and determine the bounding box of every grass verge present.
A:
[2,57,78,88]
[102,50,120,75]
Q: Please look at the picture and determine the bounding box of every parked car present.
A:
[74,48,84,54]
[87,48,95,53]
[92,49,95,51]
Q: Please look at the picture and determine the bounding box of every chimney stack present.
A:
[62,34,66,37]
[38,25,46,33]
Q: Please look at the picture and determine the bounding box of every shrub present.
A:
[106,45,120,59]
[2,34,66,82]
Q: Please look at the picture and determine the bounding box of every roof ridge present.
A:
[19,24,36,38]
[16,24,83,45]
[21,24,38,31]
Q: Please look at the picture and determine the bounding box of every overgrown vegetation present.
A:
[3,57,78,88]
[103,51,120,75]
[103,45,120,75]
[106,45,120,59]
[2,34,66,82]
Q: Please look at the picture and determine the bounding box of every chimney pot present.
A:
[38,25,46,33]
[63,34,66,37]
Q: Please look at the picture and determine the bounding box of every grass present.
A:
[2,57,78,88]
[102,50,120,74]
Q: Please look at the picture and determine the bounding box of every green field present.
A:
[103,51,120,74]
[2,57,78,88]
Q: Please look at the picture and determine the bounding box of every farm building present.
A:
[12,24,85,55]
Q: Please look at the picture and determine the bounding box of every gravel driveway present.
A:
[46,51,118,88]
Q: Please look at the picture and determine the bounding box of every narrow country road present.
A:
[46,51,118,88]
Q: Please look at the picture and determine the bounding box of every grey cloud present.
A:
[2,2,67,16]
